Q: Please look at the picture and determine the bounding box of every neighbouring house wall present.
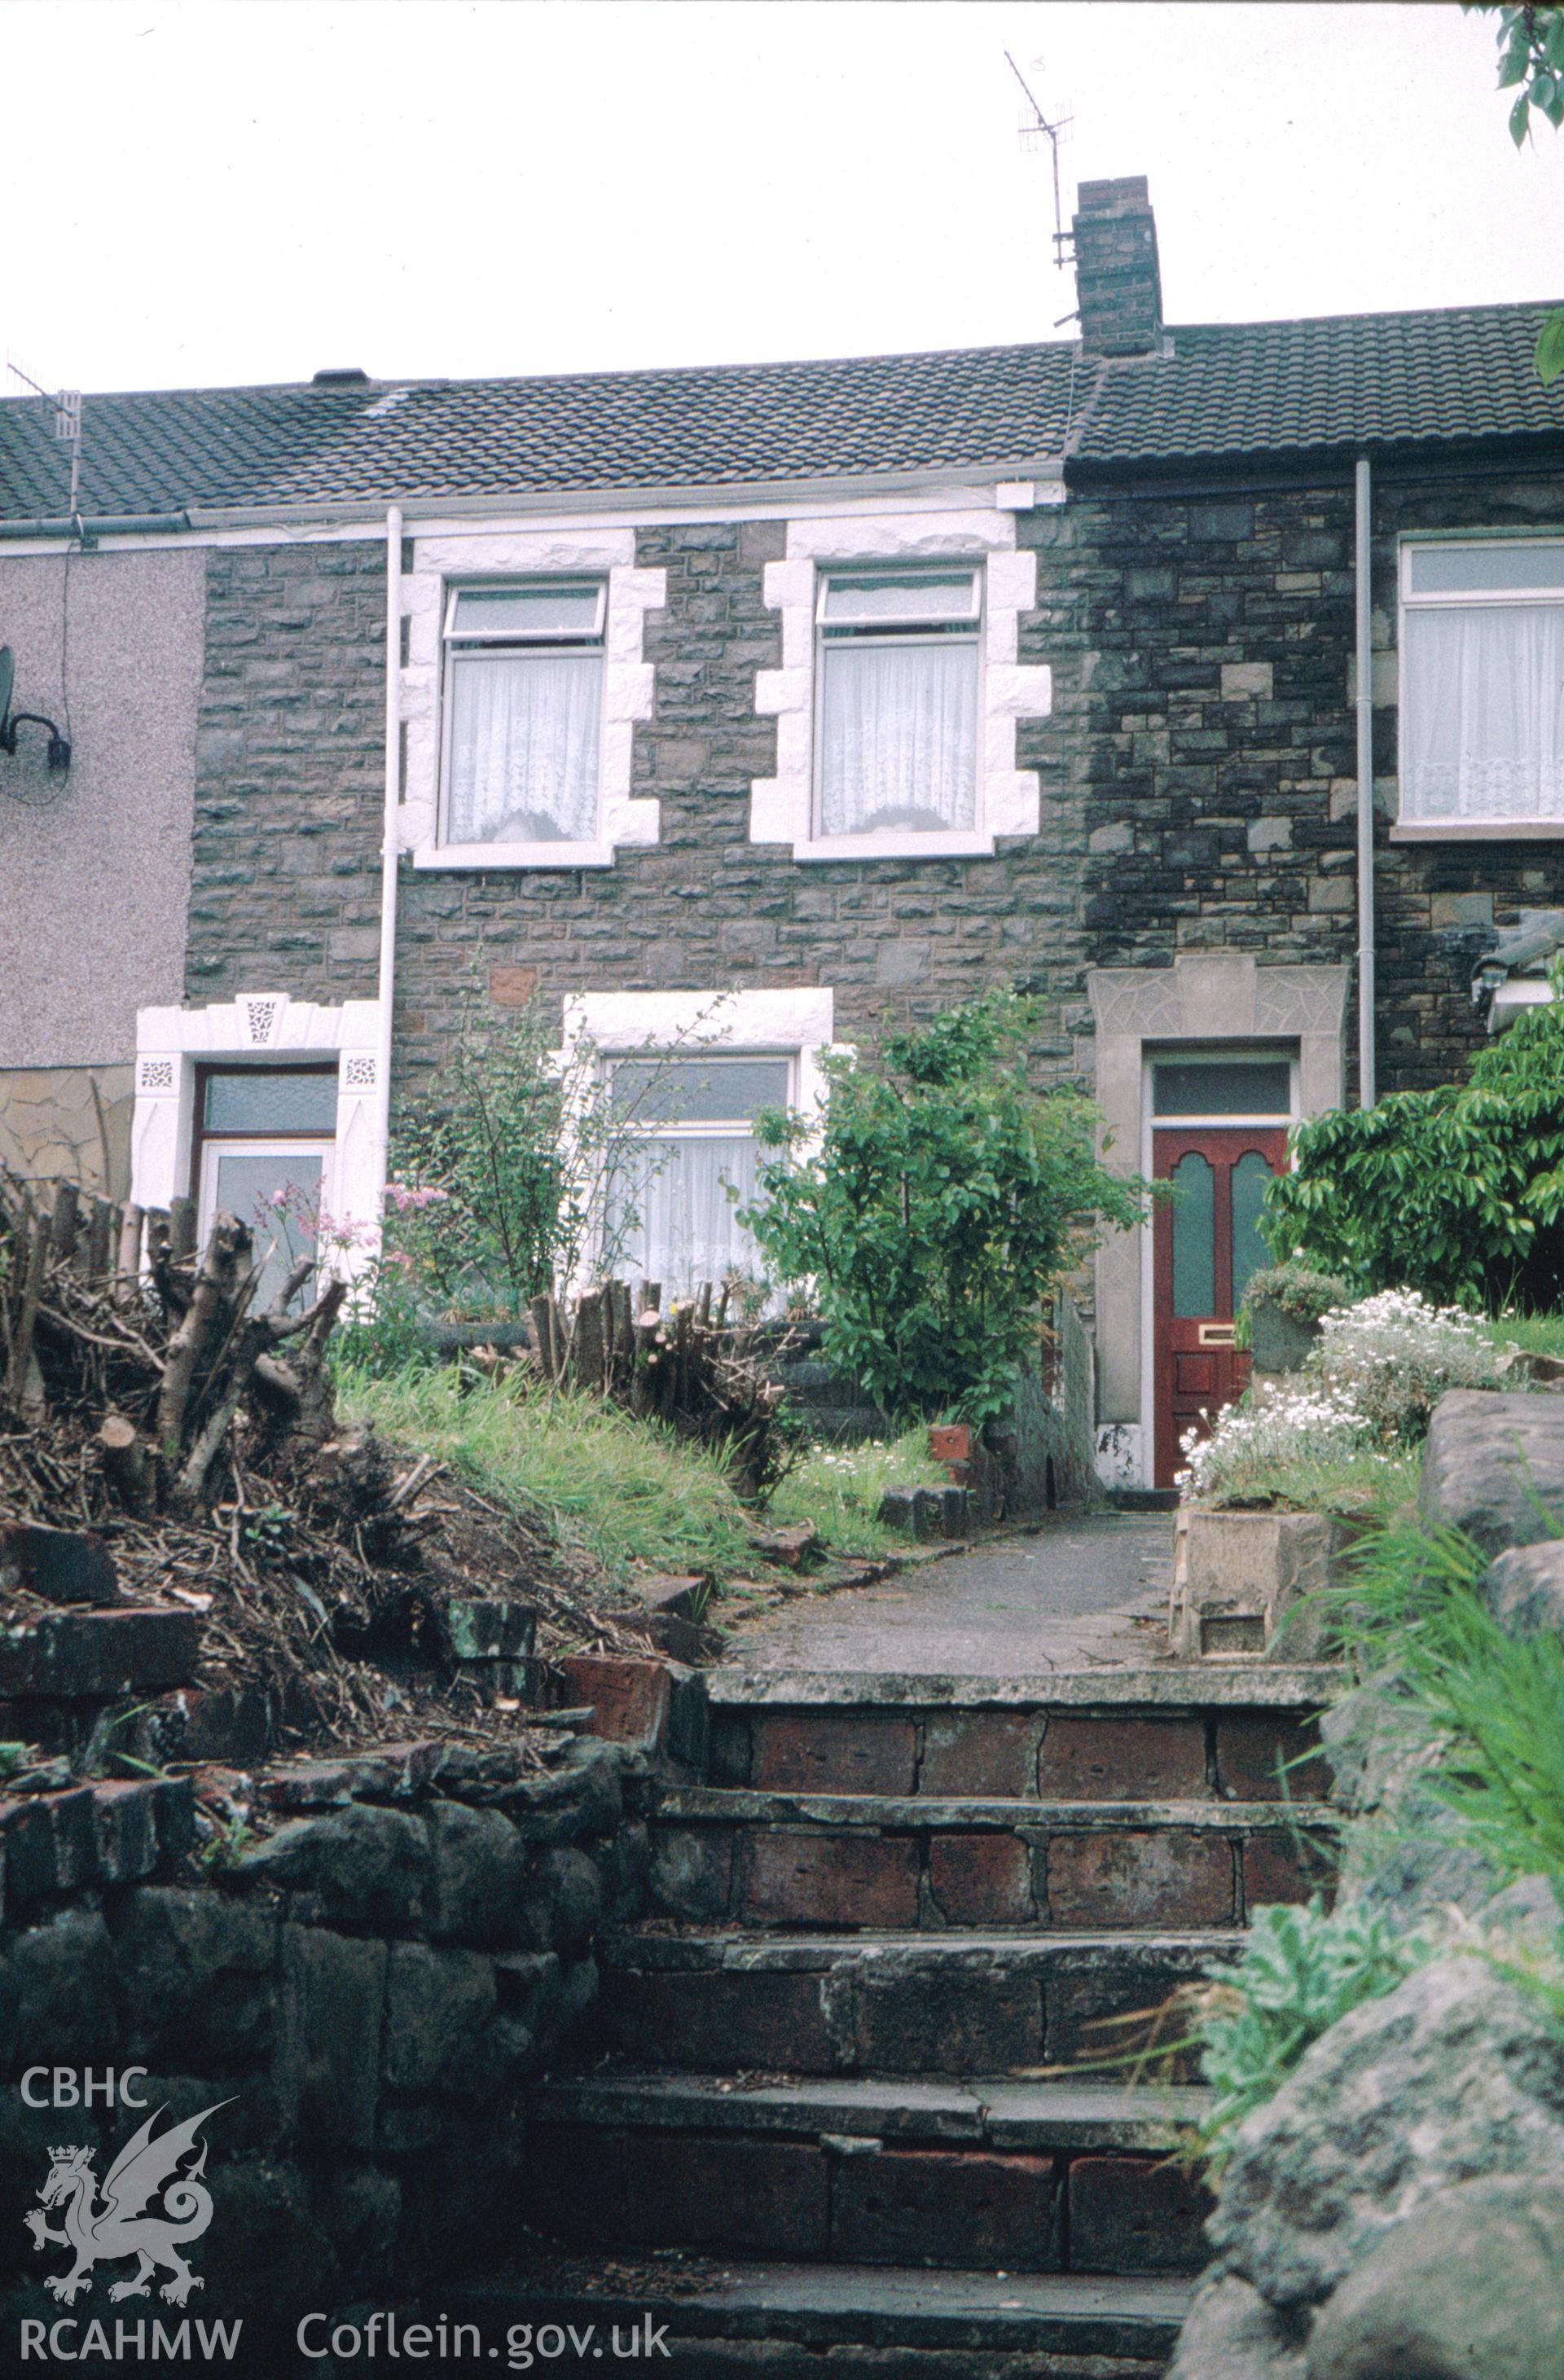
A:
[0,1062,134,1198]
[1055,459,1564,1098]
[0,547,202,1196]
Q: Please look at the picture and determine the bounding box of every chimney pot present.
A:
[1071,176,1163,358]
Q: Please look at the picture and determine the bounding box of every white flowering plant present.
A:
[1313,1288,1505,1439]
[1179,1381,1377,1503]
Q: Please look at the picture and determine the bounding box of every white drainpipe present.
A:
[373,504,404,1210]
[1355,456,1377,1107]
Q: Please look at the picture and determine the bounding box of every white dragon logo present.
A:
[24,2101,231,2307]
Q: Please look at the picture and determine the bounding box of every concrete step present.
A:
[523,2073,1213,2275]
[595,1925,1241,2077]
[648,1785,1338,1932]
[708,1695,1330,1803]
[454,2262,1192,2376]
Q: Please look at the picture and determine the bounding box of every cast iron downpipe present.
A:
[1355,455,1377,1107]
[373,506,403,1207]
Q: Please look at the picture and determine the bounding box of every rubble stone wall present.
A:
[0,1739,646,2362]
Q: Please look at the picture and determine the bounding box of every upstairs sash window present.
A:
[442,582,605,846]
[1401,541,1564,825]
[815,567,982,837]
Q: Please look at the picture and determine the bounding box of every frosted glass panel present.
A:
[204,1072,337,1132]
[1171,1151,1215,1319]
[451,585,602,636]
[610,1057,790,1126]
[1408,543,1564,595]
[1154,1061,1290,1117]
[822,571,979,625]
[209,1149,323,1312]
[1231,1150,1275,1308]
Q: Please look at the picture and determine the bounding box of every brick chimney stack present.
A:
[1072,178,1163,358]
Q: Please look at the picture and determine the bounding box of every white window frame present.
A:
[811,565,985,850]
[402,527,664,872]
[604,1050,797,1302]
[558,989,837,1293]
[433,577,609,864]
[1395,534,1564,842]
[750,506,1052,862]
[197,1132,336,1305]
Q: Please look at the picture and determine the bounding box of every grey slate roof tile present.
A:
[2,300,1562,522]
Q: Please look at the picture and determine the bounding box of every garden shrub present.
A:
[746,990,1150,1424]
[1262,961,1564,1310]
[1180,1380,1376,1501]
[1239,1259,1351,1329]
[1314,1287,1505,1438]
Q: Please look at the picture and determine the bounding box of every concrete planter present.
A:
[1170,1507,1352,1662]
[1246,1294,1320,1375]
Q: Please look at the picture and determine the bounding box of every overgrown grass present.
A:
[337,1362,755,1580]
[1329,1517,1564,1890]
[767,1427,953,1557]
[1481,1310,1564,1362]
[1189,1444,1418,1526]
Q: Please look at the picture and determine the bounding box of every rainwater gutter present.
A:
[0,511,189,542]
[1355,455,1377,1108]
[373,506,403,1216]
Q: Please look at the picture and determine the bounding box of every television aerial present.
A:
[1004,50,1074,270]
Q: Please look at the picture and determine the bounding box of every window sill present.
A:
[1390,820,1564,843]
[789,829,998,864]
[411,841,617,872]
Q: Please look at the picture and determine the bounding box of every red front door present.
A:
[1152,1126,1289,1490]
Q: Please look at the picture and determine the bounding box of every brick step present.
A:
[523,2073,1213,2273]
[648,1786,1337,1931]
[594,1925,1241,2076]
[708,1697,1329,1804]
[453,2263,1192,2377]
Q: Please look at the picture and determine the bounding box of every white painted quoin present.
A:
[749,497,1057,861]
[131,995,384,1281]
[398,525,667,871]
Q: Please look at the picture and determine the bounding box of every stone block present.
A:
[0,1523,116,1605]
[1421,1390,1564,1554]
[11,1909,117,2067]
[277,1924,387,2149]
[0,1608,201,1697]
[1036,1715,1209,1802]
[529,1846,603,1956]
[833,2145,1062,2269]
[382,1941,498,2100]
[116,1886,278,2067]
[626,2131,830,2255]
[559,1654,671,1751]
[1044,1943,1218,2075]
[1243,1829,1330,1912]
[648,1825,734,1921]
[856,1966,1044,2075]
[236,1802,429,1927]
[1221,661,1273,700]
[749,1712,917,1796]
[1482,1538,1564,1640]
[0,1786,99,1902]
[422,1801,528,1945]
[927,1833,1035,1926]
[90,1779,160,1882]
[1047,1829,1237,1929]
[743,1831,920,1929]
[442,1598,537,1662]
[1170,1508,1342,1661]
[600,1965,837,2074]
[919,1712,1041,1798]
[1068,2153,1211,2273]
[1215,1714,1330,1802]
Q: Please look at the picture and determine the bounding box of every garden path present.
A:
[727,1512,1176,1677]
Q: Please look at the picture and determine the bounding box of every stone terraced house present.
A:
[2,177,1563,1488]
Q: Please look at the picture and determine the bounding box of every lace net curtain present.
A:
[819,642,978,835]
[607,1136,766,1298]
[448,652,601,842]
[1403,604,1564,821]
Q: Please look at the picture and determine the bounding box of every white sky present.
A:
[2,1,1561,395]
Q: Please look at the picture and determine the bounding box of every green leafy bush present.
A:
[746,991,1150,1424]
[1262,966,1564,1310]
[1239,1259,1351,1329]
[1195,1899,1433,2168]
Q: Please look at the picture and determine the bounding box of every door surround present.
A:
[1087,955,1349,1491]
